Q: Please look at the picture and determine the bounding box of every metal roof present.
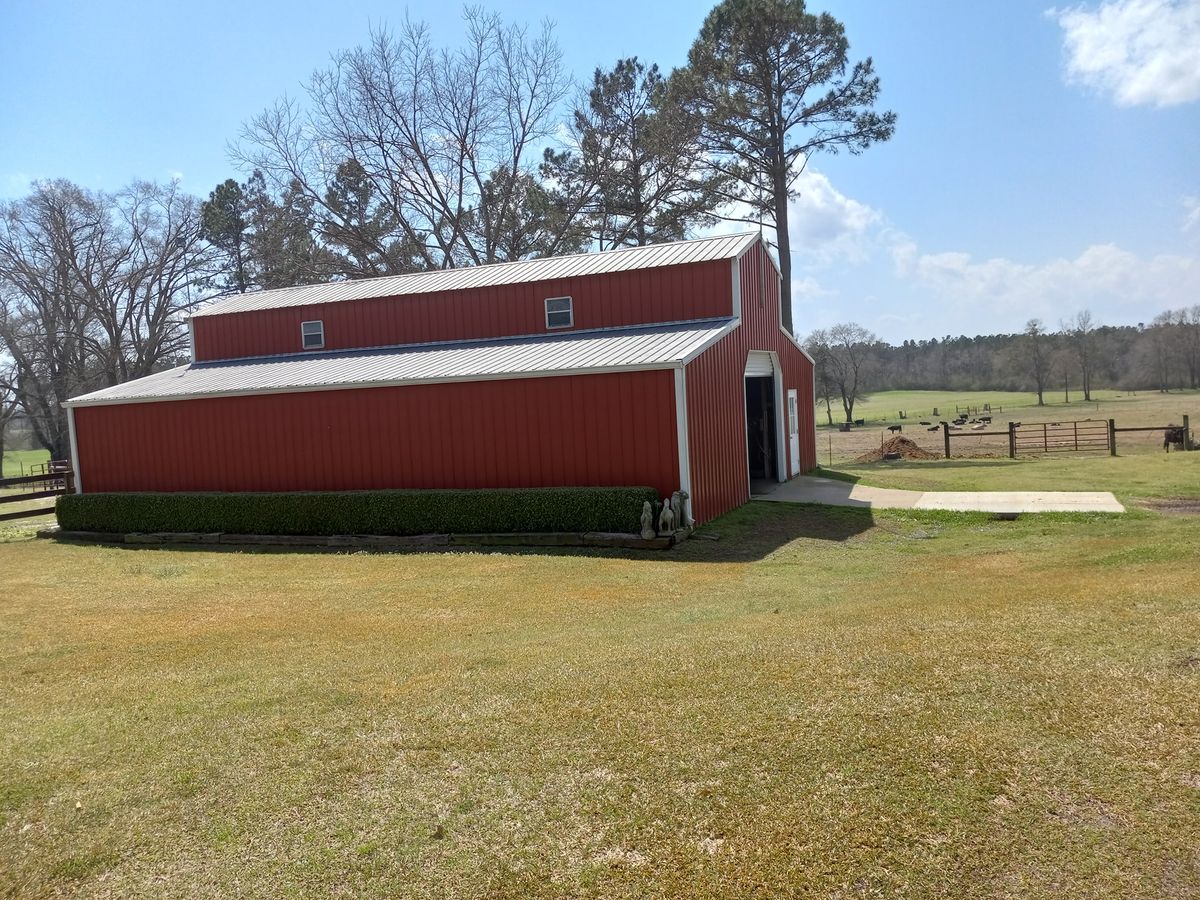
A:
[193,232,760,318]
[66,319,735,406]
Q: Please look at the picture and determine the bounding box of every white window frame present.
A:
[544,296,573,329]
[300,320,325,350]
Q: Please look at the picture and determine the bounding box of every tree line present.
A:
[1,0,893,460]
[805,308,1200,424]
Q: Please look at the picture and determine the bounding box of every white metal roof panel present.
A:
[67,319,735,406]
[192,232,760,318]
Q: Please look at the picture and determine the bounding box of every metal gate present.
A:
[1011,420,1110,456]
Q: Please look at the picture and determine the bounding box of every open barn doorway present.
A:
[744,351,785,490]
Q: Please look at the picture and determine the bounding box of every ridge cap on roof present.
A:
[192,231,760,318]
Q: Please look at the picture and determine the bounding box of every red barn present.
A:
[65,233,816,525]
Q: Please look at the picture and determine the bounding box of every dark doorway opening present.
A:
[745,375,778,482]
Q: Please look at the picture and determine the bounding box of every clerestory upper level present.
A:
[189,232,761,363]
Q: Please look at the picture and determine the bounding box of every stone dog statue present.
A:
[657,497,676,535]
[670,490,691,529]
[640,501,656,540]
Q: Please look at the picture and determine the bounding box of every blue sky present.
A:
[2,0,1197,341]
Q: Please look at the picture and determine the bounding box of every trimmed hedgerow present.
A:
[55,487,657,537]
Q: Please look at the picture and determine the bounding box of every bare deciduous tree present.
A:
[0,363,18,464]
[806,322,875,423]
[234,9,578,274]
[1062,309,1097,402]
[1181,305,1200,389]
[1144,311,1182,392]
[803,328,836,425]
[0,180,210,458]
[1016,318,1051,405]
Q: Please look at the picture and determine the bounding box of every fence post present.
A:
[1185,415,1193,451]
[1008,422,1016,459]
[1108,419,1117,456]
[942,422,951,459]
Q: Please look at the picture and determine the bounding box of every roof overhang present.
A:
[65,318,738,408]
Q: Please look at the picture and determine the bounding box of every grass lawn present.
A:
[2,503,1198,897]
[823,450,1200,501]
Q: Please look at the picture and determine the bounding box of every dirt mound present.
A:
[854,436,941,463]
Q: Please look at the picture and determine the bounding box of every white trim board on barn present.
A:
[743,351,787,489]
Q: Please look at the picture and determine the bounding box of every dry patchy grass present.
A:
[1,503,1198,897]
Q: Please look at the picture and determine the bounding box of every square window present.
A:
[544,296,573,329]
[301,320,325,350]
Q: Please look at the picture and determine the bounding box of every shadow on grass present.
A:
[46,502,877,565]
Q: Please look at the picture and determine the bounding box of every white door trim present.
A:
[673,365,692,523]
[743,350,787,486]
[787,388,800,478]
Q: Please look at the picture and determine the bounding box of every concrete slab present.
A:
[756,476,1125,514]
[755,476,919,508]
[912,491,1125,513]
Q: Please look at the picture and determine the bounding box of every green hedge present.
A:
[56,487,658,536]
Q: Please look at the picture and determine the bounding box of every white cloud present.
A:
[698,161,883,265]
[167,170,185,182]
[1052,0,1200,107]
[787,169,881,264]
[702,165,1198,339]
[1183,194,1200,231]
[903,241,1200,324]
[790,275,835,302]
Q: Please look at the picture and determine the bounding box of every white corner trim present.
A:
[673,366,692,523]
[731,257,742,319]
[781,323,816,365]
[187,318,196,363]
[734,232,783,278]
[66,405,82,494]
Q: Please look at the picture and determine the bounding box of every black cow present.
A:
[1164,426,1186,452]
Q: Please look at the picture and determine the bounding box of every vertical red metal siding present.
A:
[73,371,680,498]
[192,260,735,362]
[685,244,816,524]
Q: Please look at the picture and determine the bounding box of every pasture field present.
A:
[1,449,50,479]
[815,389,1199,467]
[2,501,1199,898]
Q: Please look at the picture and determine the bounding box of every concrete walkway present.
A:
[755,476,1125,514]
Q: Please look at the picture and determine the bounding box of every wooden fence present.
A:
[940,414,1192,459]
[0,463,73,522]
